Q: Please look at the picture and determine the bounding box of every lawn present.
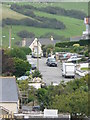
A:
[81,68,90,71]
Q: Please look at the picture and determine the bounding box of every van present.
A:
[62,63,75,78]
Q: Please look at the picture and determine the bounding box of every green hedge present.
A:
[55,39,90,48]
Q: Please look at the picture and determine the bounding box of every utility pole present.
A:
[37,38,39,70]
[9,26,12,48]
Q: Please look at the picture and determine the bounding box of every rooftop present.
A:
[0,77,18,102]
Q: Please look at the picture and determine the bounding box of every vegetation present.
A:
[37,6,86,20]
[17,30,35,38]
[36,75,88,118]
[2,48,31,77]
[81,68,90,71]
[2,3,86,47]
[32,69,42,79]
[7,47,26,60]
[13,58,31,77]
[16,74,89,118]
[55,39,89,48]
[2,4,29,20]
[3,17,65,30]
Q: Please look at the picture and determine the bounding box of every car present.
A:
[32,106,40,111]
[67,56,81,62]
[31,63,37,70]
[32,52,41,58]
[46,57,57,67]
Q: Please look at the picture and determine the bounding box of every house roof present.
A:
[22,38,61,47]
[0,77,18,102]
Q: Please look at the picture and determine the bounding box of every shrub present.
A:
[32,70,42,78]
[7,47,26,60]
[17,30,35,38]
[13,58,31,77]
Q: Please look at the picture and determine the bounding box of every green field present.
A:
[2,2,87,47]
[7,2,88,14]
[2,4,29,20]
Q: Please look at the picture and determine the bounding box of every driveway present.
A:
[27,55,80,85]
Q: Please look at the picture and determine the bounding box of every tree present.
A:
[13,58,31,77]
[7,47,26,60]
[2,49,15,75]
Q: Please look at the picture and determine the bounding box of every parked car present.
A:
[67,56,81,62]
[32,106,40,111]
[31,63,37,70]
[32,52,41,58]
[46,57,57,67]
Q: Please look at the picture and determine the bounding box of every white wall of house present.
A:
[0,102,19,113]
[29,38,42,54]
[28,83,41,89]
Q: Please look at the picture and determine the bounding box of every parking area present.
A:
[27,55,80,85]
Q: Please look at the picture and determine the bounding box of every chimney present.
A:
[22,38,26,47]
[50,36,54,41]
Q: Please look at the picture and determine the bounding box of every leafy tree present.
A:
[2,49,15,75]
[20,47,31,55]
[7,47,26,60]
[13,58,31,77]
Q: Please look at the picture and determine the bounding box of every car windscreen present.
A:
[49,58,56,62]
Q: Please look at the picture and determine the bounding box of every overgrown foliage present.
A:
[2,48,31,77]
[36,75,89,117]
[3,17,65,30]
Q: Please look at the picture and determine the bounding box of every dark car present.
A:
[32,106,40,111]
[46,57,57,67]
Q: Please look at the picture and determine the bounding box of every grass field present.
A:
[2,2,86,47]
[7,2,88,14]
[34,11,85,35]
[2,4,29,20]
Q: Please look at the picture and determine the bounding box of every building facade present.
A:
[82,17,90,39]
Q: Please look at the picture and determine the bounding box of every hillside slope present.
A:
[2,3,86,47]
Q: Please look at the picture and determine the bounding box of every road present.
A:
[27,55,80,85]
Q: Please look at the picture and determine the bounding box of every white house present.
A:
[29,38,42,56]
[0,76,19,114]
[21,37,60,56]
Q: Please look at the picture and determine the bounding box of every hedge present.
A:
[55,39,90,48]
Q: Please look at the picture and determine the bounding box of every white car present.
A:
[67,56,81,62]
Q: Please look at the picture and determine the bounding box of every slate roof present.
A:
[21,38,61,47]
[0,77,18,102]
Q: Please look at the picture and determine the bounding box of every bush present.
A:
[55,39,90,48]
[17,30,35,38]
[7,47,26,60]
[20,47,31,55]
[32,70,42,78]
[3,17,66,30]
[55,47,71,52]
[13,58,31,77]
[38,6,86,20]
